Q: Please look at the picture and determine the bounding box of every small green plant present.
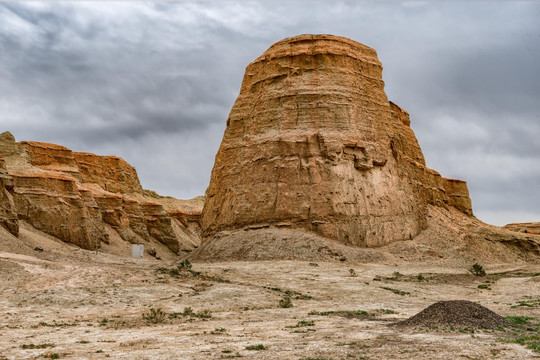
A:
[210,328,227,334]
[349,269,357,277]
[263,286,313,300]
[505,316,536,325]
[143,308,167,324]
[21,343,55,349]
[195,309,212,319]
[501,336,540,353]
[375,308,397,314]
[286,320,315,328]
[42,353,61,359]
[309,309,369,317]
[168,307,212,320]
[99,318,110,326]
[178,259,192,270]
[245,344,266,351]
[511,299,540,308]
[478,284,491,290]
[279,296,293,308]
[221,352,242,358]
[381,287,410,296]
[469,263,486,277]
[417,274,425,281]
[39,321,76,327]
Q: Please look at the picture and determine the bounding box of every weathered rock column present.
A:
[202,34,472,247]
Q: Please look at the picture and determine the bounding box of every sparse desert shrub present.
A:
[42,353,61,359]
[168,307,212,320]
[286,320,315,328]
[178,259,192,270]
[21,343,55,349]
[143,308,167,324]
[349,268,357,277]
[279,296,293,308]
[375,308,397,314]
[195,309,212,319]
[245,344,266,350]
[308,309,369,317]
[381,287,410,296]
[469,263,487,277]
[210,328,227,334]
[221,352,242,358]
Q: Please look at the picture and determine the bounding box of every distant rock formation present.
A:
[0,153,18,237]
[504,222,540,235]
[0,131,202,254]
[201,34,472,247]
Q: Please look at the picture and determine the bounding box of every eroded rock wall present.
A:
[0,131,201,253]
[0,154,18,236]
[202,34,474,247]
[12,174,105,249]
[74,152,143,194]
[504,222,540,235]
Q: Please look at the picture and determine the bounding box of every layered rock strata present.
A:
[504,222,540,235]
[0,131,201,253]
[202,34,473,247]
[0,154,19,236]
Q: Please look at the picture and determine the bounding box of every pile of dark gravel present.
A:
[397,300,512,329]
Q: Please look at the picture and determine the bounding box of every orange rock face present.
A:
[74,153,143,194]
[202,34,473,247]
[0,131,201,253]
[18,141,80,179]
[504,222,540,235]
[12,173,107,249]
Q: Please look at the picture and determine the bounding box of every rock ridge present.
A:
[0,131,202,255]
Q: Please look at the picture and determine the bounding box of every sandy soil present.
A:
[1,228,540,360]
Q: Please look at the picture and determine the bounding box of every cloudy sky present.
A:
[0,1,538,226]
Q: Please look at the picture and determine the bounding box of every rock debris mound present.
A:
[397,300,511,329]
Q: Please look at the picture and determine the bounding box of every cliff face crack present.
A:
[201,34,473,248]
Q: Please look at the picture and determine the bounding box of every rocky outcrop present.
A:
[504,222,540,235]
[12,173,106,249]
[0,154,19,236]
[18,141,81,179]
[201,34,473,247]
[74,152,143,194]
[0,131,202,254]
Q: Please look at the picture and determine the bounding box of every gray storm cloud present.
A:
[0,1,538,226]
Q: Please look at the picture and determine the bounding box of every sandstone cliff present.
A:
[195,34,539,262]
[0,131,201,255]
[201,34,472,247]
[504,222,540,235]
[0,153,18,237]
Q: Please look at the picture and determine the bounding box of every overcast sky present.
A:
[0,1,538,226]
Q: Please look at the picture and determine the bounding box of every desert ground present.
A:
[1,225,540,360]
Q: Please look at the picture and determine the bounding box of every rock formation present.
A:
[201,34,472,247]
[504,222,540,235]
[0,131,202,254]
[0,153,18,237]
